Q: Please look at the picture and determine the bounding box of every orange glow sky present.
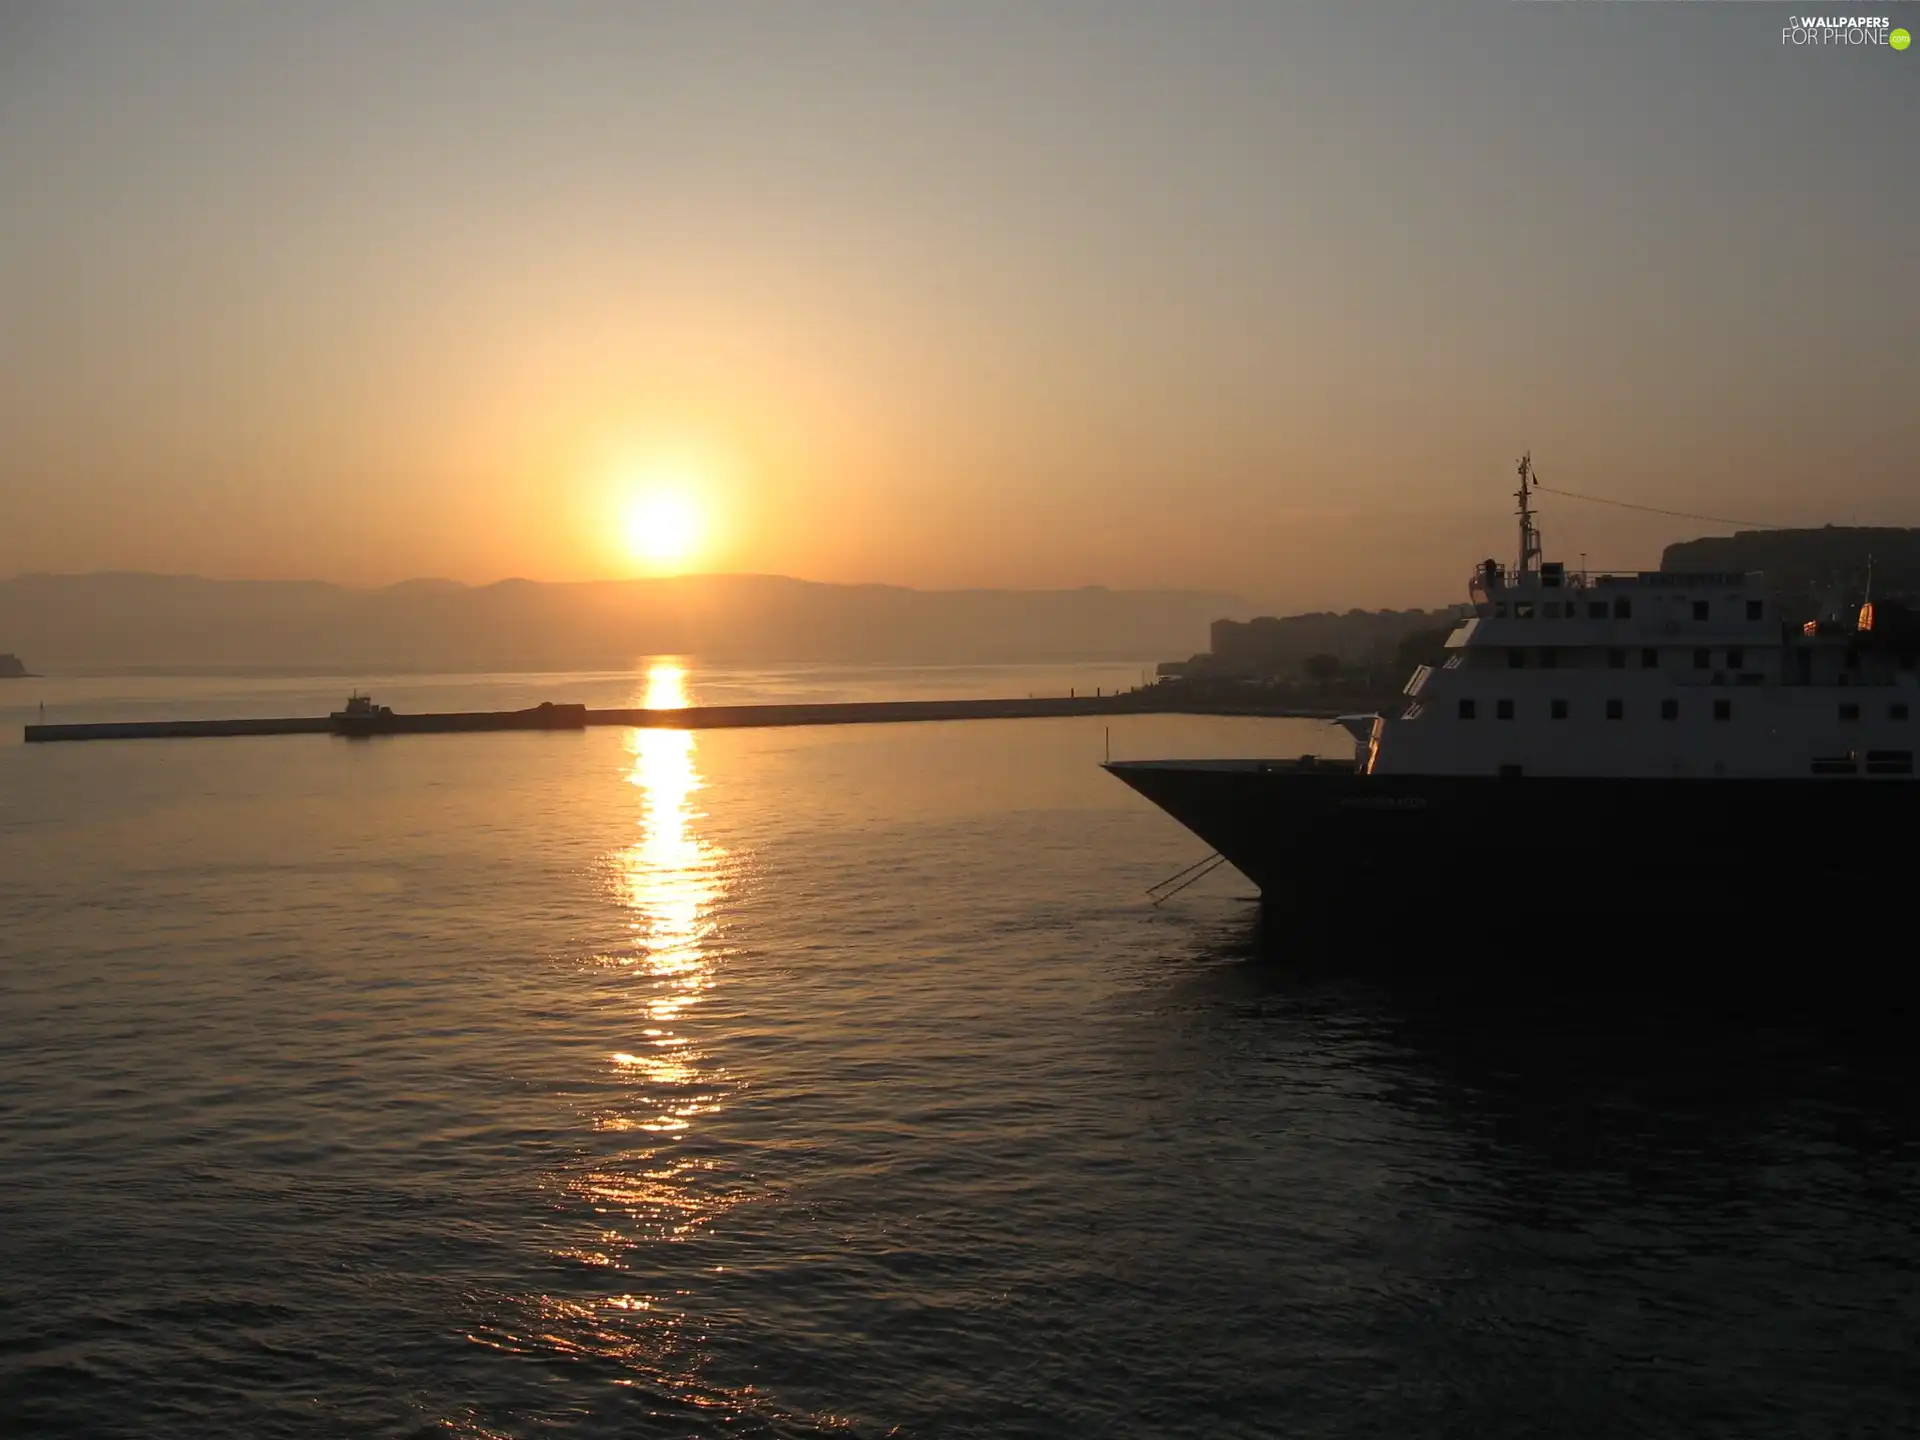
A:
[0,2,1913,612]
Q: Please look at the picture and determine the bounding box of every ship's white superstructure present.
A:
[1363,456,1917,779]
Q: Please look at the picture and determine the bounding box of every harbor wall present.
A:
[24,717,334,742]
[22,693,1346,744]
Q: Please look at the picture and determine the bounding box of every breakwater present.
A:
[22,692,1355,744]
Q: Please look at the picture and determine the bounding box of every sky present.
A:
[0,0,1914,612]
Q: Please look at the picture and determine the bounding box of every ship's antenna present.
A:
[1515,452,1543,579]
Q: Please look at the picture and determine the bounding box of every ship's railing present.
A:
[1472,566,1667,595]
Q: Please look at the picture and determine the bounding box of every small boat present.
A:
[330,692,395,732]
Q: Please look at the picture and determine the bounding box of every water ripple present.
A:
[3,693,1917,1437]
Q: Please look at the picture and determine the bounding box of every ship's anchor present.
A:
[1146,851,1226,906]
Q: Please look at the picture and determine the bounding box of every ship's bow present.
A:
[1105,758,1370,902]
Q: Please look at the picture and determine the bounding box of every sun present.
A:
[622,489,703,571]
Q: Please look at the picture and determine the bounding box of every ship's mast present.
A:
[1515,452,1542,580]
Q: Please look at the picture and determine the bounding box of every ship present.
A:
[1106,455,1919,916]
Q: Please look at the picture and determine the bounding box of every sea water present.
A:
[2,665,1915,1437]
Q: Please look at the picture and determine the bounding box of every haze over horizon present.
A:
[0,569,1263,672]
[2,1,1913,615]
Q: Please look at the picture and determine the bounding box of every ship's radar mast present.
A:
[1515,452,1543,580]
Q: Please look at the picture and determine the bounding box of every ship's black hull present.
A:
[1106,760,1919,921]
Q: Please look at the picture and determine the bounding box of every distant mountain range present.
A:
[0,571,1250,673]
[12,528,1910,675]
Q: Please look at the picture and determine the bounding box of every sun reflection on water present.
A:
[472,662,839,1431]
[609,660,726,1139]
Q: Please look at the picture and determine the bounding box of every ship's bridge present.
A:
[1465,562,1773,635]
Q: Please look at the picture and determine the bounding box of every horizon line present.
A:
[0,567,1262,599]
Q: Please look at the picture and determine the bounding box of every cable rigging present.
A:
[1528,480,1788,532]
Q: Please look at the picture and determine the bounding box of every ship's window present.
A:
[1608,648,1626,669]
[1606,699,1624,720]
[1694,648,1711,670]
[1458,698,1476,719]
[1613,597,1632,619]
[1551,699,1568,719]
[1895,704,1911,721]
[1714,699,1731,721]
[1661,698,1679,720]
[1541,647,1557,669]
[1747,599,1763,620]
[1727,649,1744,670]
[1516,602,1535,619]
[1866,750,1914,775]
[1497,699,1514,720]
[1588,601,1607,619]
[1508,648,1526,669]
[1840,703,1860,721]
[1641,647,1659,668]
[1693,600,1709,621]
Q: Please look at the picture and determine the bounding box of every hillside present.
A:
[1661,528,1920,618]
[1162,607,1463,681]
[0,572,1249,673]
